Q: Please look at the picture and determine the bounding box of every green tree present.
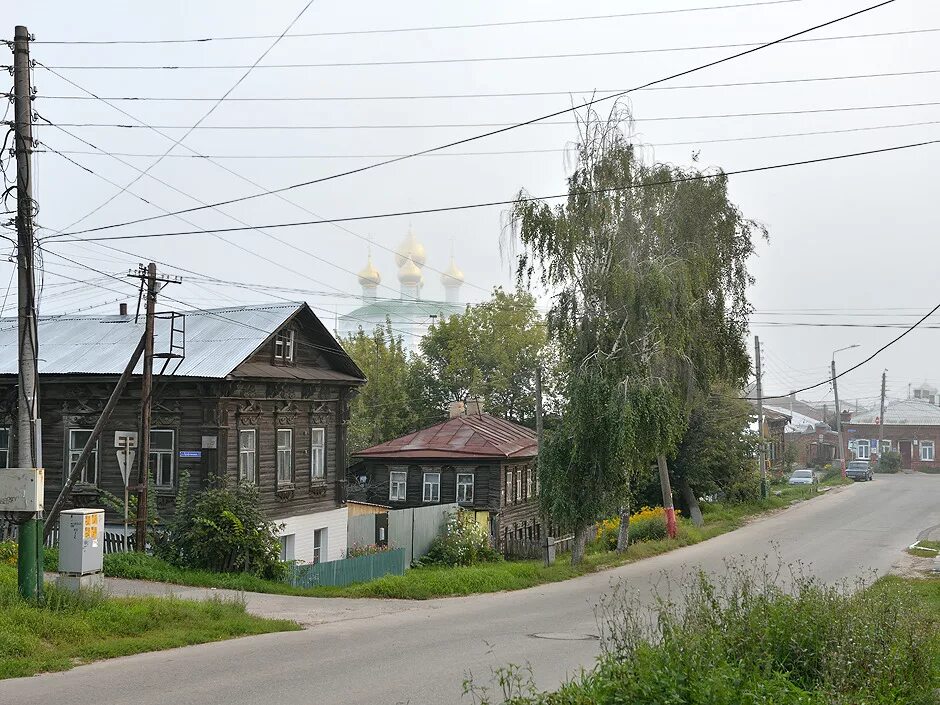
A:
[419,288,549,426]
[343,322,437,452]
[512,107,760,562]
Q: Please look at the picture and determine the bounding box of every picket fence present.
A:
[1,521,134,553]
[287,548,406,588]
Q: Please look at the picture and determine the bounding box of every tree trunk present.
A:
[679,477,704,527]
[656,454,679,539]
[616,503,631,552]
[570,525,590,566]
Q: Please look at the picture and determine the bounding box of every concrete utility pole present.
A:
[755,337,767,499]
[133,264,157,551]
[878,370,887,458]
[831,360,842,468]
[12,25,43,599]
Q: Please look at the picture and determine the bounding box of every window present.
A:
[68,429,98,485]
[276,429,293,484]
[150,429,175,488]
[856,440,870,460]
[506,469,514,504]
[0,427,8,468]
[313,528,327,564]
[310,427,326,481]
[879,440,891,455]
[389,469,407,501]
[526,466,533,499]
[920,441,935,461]
[456,473,474,503]
[279,534,295,562]
[274,329,295,362]
[239,429,257,483]
[516,467,523,502]
[423,472,441,503]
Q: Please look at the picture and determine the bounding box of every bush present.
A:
[420,513,501,567]
[156,476,285,581]
[595,507,680,550]
[347,543,392,558]
[0,540,15,567]
[877,450,902,473]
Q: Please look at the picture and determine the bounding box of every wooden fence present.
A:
[1,520,133,554]
[502,534,575,560]
[287,548,407,588]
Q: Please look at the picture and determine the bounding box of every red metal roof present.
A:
[354,413,538,460]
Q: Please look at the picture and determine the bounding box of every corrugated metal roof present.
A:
[0,302,337,379]
[355,412,538,460]
[848,398,940,426]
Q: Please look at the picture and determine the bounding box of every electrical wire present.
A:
[24,1,807,43]
[30,26,936,70]
[45,137,940,243]
[32,1,903,238]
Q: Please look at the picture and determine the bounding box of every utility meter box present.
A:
[59,508,104,576]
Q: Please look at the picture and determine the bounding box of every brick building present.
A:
[842,398,940,470]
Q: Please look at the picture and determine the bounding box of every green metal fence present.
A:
[287,548,406,588]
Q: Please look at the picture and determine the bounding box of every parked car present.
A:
[788,469,816,485]
[846,460,873,482]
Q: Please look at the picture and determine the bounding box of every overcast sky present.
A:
[7,0,940,407]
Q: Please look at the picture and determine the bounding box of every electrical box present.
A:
[59,508,104,575]
[0,468,44,512]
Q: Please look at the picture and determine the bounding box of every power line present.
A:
[24,1,807,43]
[30,26,935,70]
[46,137,940,243]
[29,0,903,236]
[26,68,940,102]
[40,101,940,130]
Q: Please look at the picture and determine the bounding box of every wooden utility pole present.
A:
[12,24,43,599]
[133,264,157,551]
[535,365,544,445]
[878,370,887,457]
[755,337,767,499]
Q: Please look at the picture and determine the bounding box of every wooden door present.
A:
[899,441,913,469]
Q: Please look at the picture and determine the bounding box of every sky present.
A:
[5,0,940,409]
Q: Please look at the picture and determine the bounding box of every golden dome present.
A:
[357,255,381,287]
[394,227,427,268]
[440,257,464,287]
[398,258,423,286]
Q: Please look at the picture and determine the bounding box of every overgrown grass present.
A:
[465,567,940,705]
[907,540,940,558]
[0,564,298,680]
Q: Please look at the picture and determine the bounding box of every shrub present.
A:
[0,540,15,566]
[156,475,285,580]
[595,507,680,550]
[347,543,391,558]
[876,450,902,473]
[420,513,501,567]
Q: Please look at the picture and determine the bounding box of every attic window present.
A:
[274,329,295,363]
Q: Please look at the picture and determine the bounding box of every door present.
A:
[899,441,913,469]
[375,512,389,547]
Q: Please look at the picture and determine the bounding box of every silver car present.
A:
[846,460,873,482]
[788,469,815,485]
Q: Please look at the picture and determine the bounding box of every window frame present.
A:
[150,428,176,489]
[389,468,408,502]
[310,427,326,481]
[456,472,474,504]
[506,468,514,505]
[422,471,441,503]
[274,329,295,363]
[276,428,294,485]
[68,428,99,486]
[313,527,327,564]
[238,429,257,484]
[279,534,295,562]
[856,439,871,460]
[0,426,9,469]
[920,440,935,461]
[879,439,891,455]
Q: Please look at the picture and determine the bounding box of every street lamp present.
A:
[832,344,860,474]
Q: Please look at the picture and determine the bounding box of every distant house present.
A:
[0,303,365,564]
[347,402,540,547]
[843,398,940,470]
[761,407,791,471]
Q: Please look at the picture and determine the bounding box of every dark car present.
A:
[846,460,873,482]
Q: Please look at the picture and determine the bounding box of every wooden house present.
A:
[0,302,365,564]
[347,403,541,547]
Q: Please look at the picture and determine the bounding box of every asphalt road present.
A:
[3,473,938,705]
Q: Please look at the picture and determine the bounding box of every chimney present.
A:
[119,302,128,316]
[448,400,465,419]
[465,398,484,416]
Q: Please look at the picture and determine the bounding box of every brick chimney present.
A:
[448,400,465,418]
[465,398,484,416]
[119,302,128,316]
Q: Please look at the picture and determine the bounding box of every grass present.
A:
[907,540,940,558]
[86,481,845,600]
[466,569,940,704]
[0,564,298,680]
[917,466,940,474]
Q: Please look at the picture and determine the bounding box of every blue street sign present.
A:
[179,450,202,459]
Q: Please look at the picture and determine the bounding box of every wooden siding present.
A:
[348,460,502,512]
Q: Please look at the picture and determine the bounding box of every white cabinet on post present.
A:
[57,508,105,592]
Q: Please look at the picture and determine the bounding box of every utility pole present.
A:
[535,365,544,446]
[12,25,43,600]
[132,264,157,551]
[832,359,843,474]
[878,370,887,458]
[755,337,767,499]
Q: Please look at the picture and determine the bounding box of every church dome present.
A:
[440,257,464,287]
[357,255,381,287]
[394,227,426,268]
[398,258,423,286]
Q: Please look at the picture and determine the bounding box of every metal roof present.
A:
[848,398,940,426]
[0,302,359,380]
[355,412,538,460]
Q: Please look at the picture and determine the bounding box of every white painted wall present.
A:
[277,506,348,564]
